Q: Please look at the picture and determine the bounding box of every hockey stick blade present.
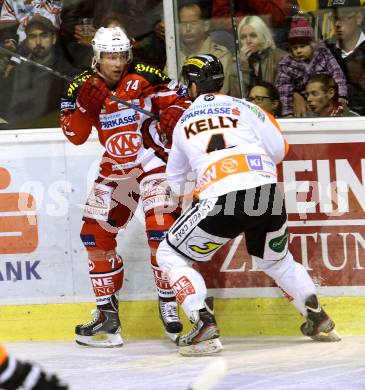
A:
[0,45,158,119]
[187,357,228,390]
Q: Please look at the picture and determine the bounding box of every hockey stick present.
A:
[229,0,245,98]
[0,45,158,119]
[187,358,228,390]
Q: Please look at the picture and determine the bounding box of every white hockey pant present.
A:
[254,251,316,315]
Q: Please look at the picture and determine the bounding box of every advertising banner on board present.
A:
[197,142,365,294]
[0,130,365,304]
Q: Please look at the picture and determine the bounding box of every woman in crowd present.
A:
[230,15,287,98]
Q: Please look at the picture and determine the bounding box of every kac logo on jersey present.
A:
[247,155,263,170]
[204,94,215,101]
[106,132,142,158]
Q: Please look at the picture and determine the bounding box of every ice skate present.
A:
[159,298,183,342]
[75,295,123,347]
[300,295,341,342]
[176,297,222,356]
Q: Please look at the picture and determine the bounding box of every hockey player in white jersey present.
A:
[156,54,341,356]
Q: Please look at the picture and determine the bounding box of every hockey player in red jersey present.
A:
[60,26,190,347]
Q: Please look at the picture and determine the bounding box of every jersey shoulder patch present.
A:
[130,62,171,85]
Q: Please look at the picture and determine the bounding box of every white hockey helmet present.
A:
[91,26,132,69]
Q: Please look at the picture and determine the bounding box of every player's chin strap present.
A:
[0,45,158,120]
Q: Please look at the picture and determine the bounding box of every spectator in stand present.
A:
[0,25,17,75]
[247,81,282,117]
[60,0,164,68]
[3,16,77,129]
[229,15,287,98]
[0,23,17,114]
[210,0,294,49]
[276,15,348,117]
[305,73,359,116]
[211,0,293,30]
[131,8,167,69]
[0,0,61,43]
[325,0,365,115]
[172,2,233,93]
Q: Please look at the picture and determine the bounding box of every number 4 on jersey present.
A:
[206,133,226,153]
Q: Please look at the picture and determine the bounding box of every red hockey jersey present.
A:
[61,63,190,177]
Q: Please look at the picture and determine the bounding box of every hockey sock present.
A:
[151,264,175,299]
[88,250,124,306]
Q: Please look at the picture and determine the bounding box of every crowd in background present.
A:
[0,0,364,129]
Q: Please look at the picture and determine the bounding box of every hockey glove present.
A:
[158,105,186,148]
[76,76,110,118]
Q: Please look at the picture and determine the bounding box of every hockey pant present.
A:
[80,168,180,305]
[157,184,317,318]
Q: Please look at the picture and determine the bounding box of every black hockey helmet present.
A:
[181,54,224,94]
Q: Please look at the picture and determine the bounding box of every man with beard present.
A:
[2,16,77,129]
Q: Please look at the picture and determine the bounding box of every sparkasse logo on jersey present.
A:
[100,110,137,130]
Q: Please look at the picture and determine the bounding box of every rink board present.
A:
[1,118,365,340]
[1,297,365,341]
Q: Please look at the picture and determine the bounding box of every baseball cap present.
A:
[25,16,57,34]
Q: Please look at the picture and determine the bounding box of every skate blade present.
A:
[309,329,341,342]
[75,333,124,348]
[179,338,223,357]
[165,330,180,343]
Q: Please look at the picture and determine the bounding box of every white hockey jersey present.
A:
[167,93,289,199]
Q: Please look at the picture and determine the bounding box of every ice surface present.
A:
[3,337,365,390]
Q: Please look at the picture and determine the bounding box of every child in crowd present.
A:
[276,15,348,117]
